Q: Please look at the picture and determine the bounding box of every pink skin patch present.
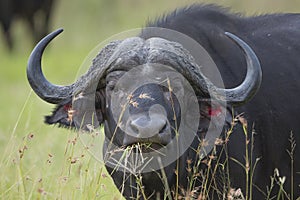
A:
[208,106,222,116]
[63,104,72,112]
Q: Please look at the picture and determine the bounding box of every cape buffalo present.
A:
[0,0,55,50]
[27,4,300,199]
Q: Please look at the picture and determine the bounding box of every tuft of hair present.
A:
[146,4,241,28]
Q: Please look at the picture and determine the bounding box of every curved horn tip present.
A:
[28,28,64,63]
[224,32,247,46]
[224,31,235,38]
[222,31,262,105]
[38,28,64,46]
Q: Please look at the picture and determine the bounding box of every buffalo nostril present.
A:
[159,122,168,134]
[130,122,139,135]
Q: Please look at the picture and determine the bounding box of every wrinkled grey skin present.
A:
[27,29,261,129]
[27,28,261,199]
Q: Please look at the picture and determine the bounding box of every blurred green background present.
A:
[0,0,299,199]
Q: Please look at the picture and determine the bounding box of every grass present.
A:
[0,0,300,199]
[106,112,299,199]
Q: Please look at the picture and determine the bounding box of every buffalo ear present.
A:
[45,90,106,130]
[45,100,75,128]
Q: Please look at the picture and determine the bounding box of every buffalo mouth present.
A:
[104,141,173,175]
[106,142,168,156]
[124,142,167,154]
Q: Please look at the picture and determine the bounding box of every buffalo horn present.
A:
[27,29,74,104]
[214,32,262,105]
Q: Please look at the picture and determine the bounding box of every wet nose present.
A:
[129,115,168,138]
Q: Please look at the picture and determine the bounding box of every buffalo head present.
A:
[27,28,262,198]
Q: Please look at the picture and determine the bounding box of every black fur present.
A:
[142,4,300,198]
[0,0,55,50]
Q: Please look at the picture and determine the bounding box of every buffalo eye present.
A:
[106,80,115,91]
[105,71,125,92]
